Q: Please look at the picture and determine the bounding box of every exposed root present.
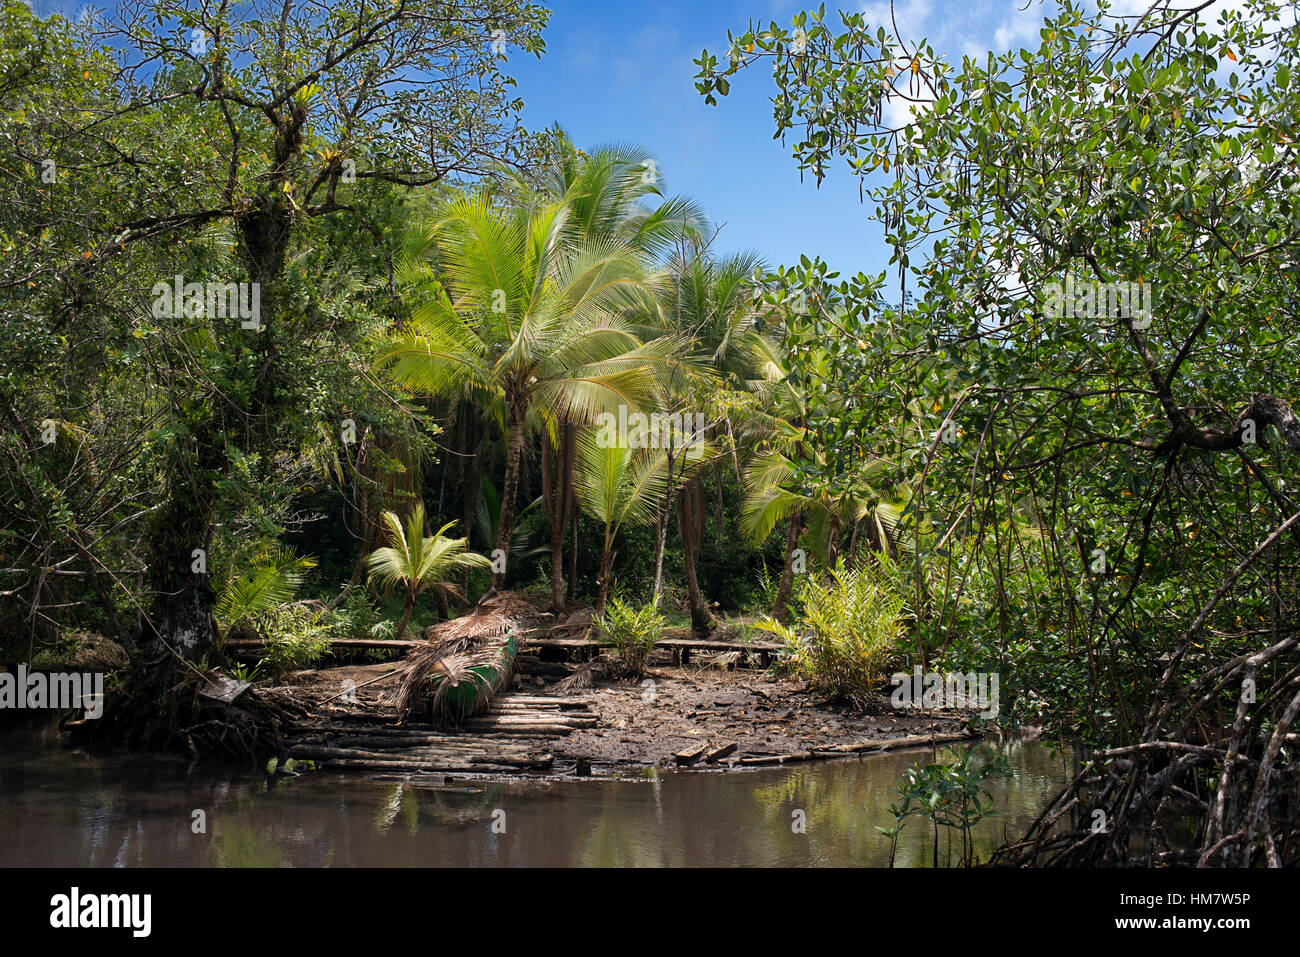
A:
[994,637,1300,867]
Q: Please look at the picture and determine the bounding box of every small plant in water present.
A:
[877,748,1012,867]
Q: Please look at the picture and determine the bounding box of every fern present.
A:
[756,557,906,703]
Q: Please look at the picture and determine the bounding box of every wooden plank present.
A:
[655,637,782,667]
[492,695,596,709]
[226,638,421,654]
[656,638,782,652]
[516,637,608,649]
[706,742,738,763]
[674,742,709,766]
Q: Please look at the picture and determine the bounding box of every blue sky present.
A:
[506,0,1252,277]
[505,0,1064,279]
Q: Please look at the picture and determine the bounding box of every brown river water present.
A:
[0,719,1073,867]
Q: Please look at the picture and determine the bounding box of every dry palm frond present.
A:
[394,591,540,725]
[554,659,599,694]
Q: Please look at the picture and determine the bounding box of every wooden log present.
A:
[318,736,537,753]
[456,723,578,736]
[226,638,421,654]
[288,745,545,768]
[814,730,973,756]
[517,637,608,649]
[739,753,796,766]
[465,715,598,727]
[312,758,534,773]
[492,695,596,708]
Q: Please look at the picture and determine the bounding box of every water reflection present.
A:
[0,720,1071,867]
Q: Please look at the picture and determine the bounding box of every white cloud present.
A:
[882,83,936,129]
[1105,0,1251,16]
[994,7,1043,51]
[861,0,936,44]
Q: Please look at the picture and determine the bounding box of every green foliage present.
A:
[597,597,668,676]
[326,588,392,642]
[878,749,1013,868]
[214,548,317,636]
[255,606,336,680]
[757,558,906,702]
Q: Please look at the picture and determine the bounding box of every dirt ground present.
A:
[543,666,973,771]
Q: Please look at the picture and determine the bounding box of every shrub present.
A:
[597,598,667,677]
[756,557,906,704]
[257,605,335,679]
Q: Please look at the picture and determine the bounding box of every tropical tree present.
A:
[573,425,691,614]
[644,246,783,626]
[365,504,491,640]
[698,0,1300,864]
[376,192,670,591]
[1,0,553,715]
[507,132,707,608]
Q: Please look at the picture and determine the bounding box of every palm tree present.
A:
[506,131,707,609]
[664,248,783,386]
[572,425,707,614]
[214,547,318,637]
[644,247,784,629]
[376,192,670,590]
[366,504,492,640]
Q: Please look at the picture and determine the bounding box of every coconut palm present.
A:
[643,247,784,628]
[365,504,493,640]
[506,127,708,259]
[573,424,708,614]
[376,192,672,589]
[505,131,708,609]
[663,248,783,386]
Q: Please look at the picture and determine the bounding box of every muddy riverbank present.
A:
[267,656,978,779]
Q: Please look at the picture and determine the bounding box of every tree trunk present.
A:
[493,403,526,589]
[651,448,676,608]
[596,545,616,616]
[714,467,725,546]
[679,483,714,636]
[461,410,484,604]
[542,427,567,611]
[144,426,224,664]
[567,504,578,601]
[394,593,416,641]
[773,511,804,624]
[651,502,670,609]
